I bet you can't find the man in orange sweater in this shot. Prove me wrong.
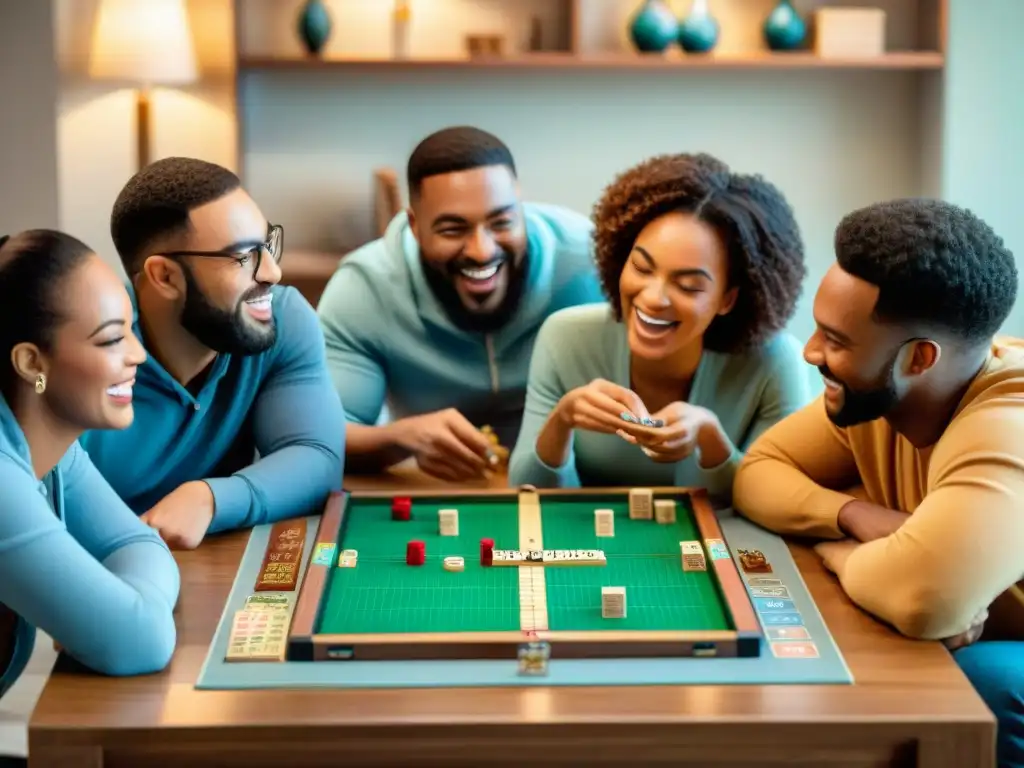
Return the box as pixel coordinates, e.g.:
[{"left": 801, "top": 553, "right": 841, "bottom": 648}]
[{"left": 733, "top": 198, "right": 1024, "bottom": 768}]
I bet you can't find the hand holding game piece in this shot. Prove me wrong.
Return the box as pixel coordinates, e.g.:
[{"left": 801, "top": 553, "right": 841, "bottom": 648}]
[
  {"left": 479, "top": 425, "right": 510, "bottom": 470},
  {"left": 617, "top": 402, "right": 718, "bottom": 463},
  {"left": 140, "top": 480, "right": 216, "bottom": 550},
  {"left": 393, "top": 408, "right": 493, "bottom": 481},
  {"left": 556, "top": 378, "right": 655, "bottom": 437}
]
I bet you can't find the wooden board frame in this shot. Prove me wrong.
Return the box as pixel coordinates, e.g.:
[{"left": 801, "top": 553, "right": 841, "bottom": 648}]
[{"left": 287, "top": 486, "right": 762, "bottom": 661}]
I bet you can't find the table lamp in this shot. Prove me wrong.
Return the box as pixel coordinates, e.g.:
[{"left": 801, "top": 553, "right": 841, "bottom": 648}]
[{"left": 88, "top": 0, "right": 198, "bottom": 171}]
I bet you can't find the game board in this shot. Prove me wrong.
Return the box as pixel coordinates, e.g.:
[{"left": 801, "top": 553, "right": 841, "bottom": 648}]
[{"left": 197, "top": 486, "right": 852, "bottom": 689}]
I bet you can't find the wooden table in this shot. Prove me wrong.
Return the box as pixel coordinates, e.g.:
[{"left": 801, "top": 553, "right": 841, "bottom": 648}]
[{"left": 28, "top": 470, "right": 996, "bottom": 767}]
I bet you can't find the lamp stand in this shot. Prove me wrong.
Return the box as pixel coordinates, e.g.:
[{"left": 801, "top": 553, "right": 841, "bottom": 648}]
[{"left": 135, "top": 88, "right": 151, "bottom": 171}]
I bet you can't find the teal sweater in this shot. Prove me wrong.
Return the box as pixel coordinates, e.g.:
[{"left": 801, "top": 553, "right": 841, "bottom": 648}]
[
  {"left": 0, "top": 395, "right": 179, "bottom": 699},
  {"left": 80, "top": 285, "right": 345, "bottom": 531},
  {"left": 507, "top": 304, "right": 811, "bottom": 502},
  {"left": 316, "top": 203, "right": 605, "bottom": 447}
]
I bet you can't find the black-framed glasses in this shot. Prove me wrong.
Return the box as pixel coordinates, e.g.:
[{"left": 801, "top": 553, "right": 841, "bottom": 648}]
[{"left": 159, "top": 224, "right": 284, "bottom": 276}]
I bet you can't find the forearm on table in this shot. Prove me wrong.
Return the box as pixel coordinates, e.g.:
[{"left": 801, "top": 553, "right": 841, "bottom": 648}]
[
  {"left": 207, "top": 441, "right": 342, "bottom": 531},
  {"left": 344, "top": 421, "right": 414, "bottom": 473},
  {"left": 837, "top": 499, "right": 911, "bottom": 542},
  {"left": 733, "top": 457, "right": 851, "bottom": 538},
  {"left": 837, "top": 485, "right": 1024, "bottom": 639}
]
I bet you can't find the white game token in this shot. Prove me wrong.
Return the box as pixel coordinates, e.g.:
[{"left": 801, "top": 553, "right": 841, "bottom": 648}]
[{"left": 443, "top": 556, "right": 465, "bottom": 572}]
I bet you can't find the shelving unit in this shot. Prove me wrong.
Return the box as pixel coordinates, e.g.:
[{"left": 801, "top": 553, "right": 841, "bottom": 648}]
[
  {"left": 239, "top": 50, "right": 944, "bottom": 71},
  {"left": 234, "top": 0, "right": 946, "bottom": 73},
  {"left": 231, "top": 0, "right": 950, "bottom": 310}
]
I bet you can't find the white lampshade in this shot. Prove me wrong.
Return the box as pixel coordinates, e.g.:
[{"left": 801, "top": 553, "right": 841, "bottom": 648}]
[{"left": 89, "top": 0, "right": 198, "bottom": 85}]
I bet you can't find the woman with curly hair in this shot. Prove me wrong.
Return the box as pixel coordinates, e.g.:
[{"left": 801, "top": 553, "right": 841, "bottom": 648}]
[{"left": 507, "top": 153, "right": 811, "bottom": 500}]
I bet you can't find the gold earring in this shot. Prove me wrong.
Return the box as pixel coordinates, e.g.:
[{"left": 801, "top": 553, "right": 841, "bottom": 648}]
[{"left": 34, "top": 374, "right": 46, "bottom": 394}]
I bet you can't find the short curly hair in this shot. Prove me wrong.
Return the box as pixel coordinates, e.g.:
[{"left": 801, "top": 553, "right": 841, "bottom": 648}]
[
  {"left": 111, "top": 156, "right": 241, "bottom": 277},
  {"left": 592, "top": 153, "right": 806, "bottom": 353},
  {"left": 835, "top": 198, "right": 1017, "bottom": 345}
]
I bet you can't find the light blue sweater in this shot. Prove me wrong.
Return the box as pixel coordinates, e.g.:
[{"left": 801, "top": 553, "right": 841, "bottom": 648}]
[
  {"left": 316, "top": 203, "right": 605, "bottom": 447},
  {"left": 80, "top": 284, "right": 345, "bottom": 531},
  {"left": 0, "top": 395, "right": 179, "bottom": 699},
  {"left": 507, "top": 304, "right": 812, "bottom": 502}
]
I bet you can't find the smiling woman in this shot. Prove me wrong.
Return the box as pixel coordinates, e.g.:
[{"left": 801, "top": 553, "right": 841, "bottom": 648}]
[
  {"left": 507, "top": 153, "right": 811, "bottom": 501},
  {"left": 0, "top": 229, "right": 179, "bottom": 703}
]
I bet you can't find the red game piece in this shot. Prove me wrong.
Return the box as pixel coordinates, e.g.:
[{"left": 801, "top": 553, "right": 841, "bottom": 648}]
[
  {"left": 480, "top": 537, "right": 494, "bottom": 566},
  {"left": 391, "top": 496, "right": 411, "bottom": 521},
  {"left": 406, "top": 540, "right": 426, "bottom": 566}
]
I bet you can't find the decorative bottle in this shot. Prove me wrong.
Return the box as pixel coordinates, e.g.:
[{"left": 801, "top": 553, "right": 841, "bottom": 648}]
[
  {"left": 297, "top": 0, "right": 332, "bottom": 56},
  {"left": 678, "top": 0, "right": 719, "bottom": 53},
  {"left": 629, "top": 0, "right": 680, "bottom": 54},
  {"left": 764, "top": 0, "right": 806, "bottom": 51}
]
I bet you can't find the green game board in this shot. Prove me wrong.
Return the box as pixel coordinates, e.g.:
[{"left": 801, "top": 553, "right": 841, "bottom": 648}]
[
  {"left": 539, "top": 495, "right": 730, "bottom": 632},
  {"left": 318, "top": 492, "right": 731, "bottom": 636},
  {"left": 321, "top": 496, "right": 522, "bottom": 634}
]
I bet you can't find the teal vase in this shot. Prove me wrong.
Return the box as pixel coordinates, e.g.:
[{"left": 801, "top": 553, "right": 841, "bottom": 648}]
[
  {"left": 629, "top": 0, "right": 679, "bottom": 54},
  {"left": 764, "top": 0, "right": 806, "bottom": 51},
  {"left": 297, "top": 0, "right": 332, "bottom": 56},
  {"left": 678, "top": 0, "right": 719, "bottom": 53}
]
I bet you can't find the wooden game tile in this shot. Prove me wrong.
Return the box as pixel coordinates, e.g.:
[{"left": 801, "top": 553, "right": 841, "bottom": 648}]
[
  {"left": 254, "top": 520, "right": 306, "bottom": 592},
  {"left": 680, "top": 541, "right": 707, "bottom": 572}
]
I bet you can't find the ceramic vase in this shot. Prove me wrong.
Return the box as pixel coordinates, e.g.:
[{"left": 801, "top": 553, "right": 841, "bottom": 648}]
[
  {"left": 629, "top": 0, "right": 679, "bottom": 54},
  {"left": 763, "top": 0, "right": 806, "bottom": 51},
  {"left": 678, "top": 0, "right": 719, "bottom": 53},
  {"left": 297, "top": 0, "right": 332, "bottom": 56}
]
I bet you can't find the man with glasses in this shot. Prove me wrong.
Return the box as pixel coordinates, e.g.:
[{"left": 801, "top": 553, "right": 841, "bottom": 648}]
[{"left": 80, "top": 157, "right": 344, "bottom": 550}]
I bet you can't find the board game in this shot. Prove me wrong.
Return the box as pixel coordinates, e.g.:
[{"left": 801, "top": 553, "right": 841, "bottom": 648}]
[
  {"left": 197, "top": 486, "right": 853, "bottom": 689},
  {"left": 290, "top": 485, "right": 758, "bottom": 661}
]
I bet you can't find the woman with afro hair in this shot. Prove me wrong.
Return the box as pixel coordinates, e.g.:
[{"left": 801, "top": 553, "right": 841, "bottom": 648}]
[{"left": 507, "top": 153, "right": 811, "bottom": 501}]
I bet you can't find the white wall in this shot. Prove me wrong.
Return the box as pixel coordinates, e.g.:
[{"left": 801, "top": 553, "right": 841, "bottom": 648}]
[
  {"left": 0, "top": 0, "right": 59, "bottom": 234},
  {"left": 243, "top": 66, "right": 926, "bottom": 351},
  {"left": 941, "top": 0, "right": 1023, "bottom": 335}
]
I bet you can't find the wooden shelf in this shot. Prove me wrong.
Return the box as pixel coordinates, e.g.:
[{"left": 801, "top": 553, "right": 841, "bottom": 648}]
[{"left": 239, "top": 51, "right": 944, "bottom": 72}]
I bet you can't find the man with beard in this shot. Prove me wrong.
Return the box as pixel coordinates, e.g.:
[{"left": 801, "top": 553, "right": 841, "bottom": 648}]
[
  {"left": 732, "top": 198, "right": 1024, "bottom": 768},
  {"left": 79, "top": 157, "right": 344, "bottom": 550},
  {"left": 317, "top": 126, "right": 603, "bottom": 481}
]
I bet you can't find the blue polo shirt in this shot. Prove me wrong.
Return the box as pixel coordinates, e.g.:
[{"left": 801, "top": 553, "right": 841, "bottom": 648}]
[{"left": 80, "top": 284, "right": 345, "bottom": 532}]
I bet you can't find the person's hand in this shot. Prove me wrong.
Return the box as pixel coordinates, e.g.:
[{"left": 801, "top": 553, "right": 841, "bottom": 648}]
[
  {"left": 140, "top": 480, "right": 216, "bottom": 550},
  {"left": 837, "top": 500, "right": 912, "bottom": 543},
  {"left": 813, "top": 539, "right": 860, "bottom": 576},
  {"left": 616, "top": 402, "right": 717, "bottom": 463},
  {"left": 556, "top": 379, "right": 653, "bottom": 436},
  {"left": 394, "top": 408, "right": 494, "bottom": 482},
  {"left": 942, "top": 609, "right": 988, "bottom": 651}
]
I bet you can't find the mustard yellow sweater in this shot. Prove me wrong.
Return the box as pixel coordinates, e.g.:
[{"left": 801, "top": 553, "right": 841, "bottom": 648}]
[{"left": 733, "top": 339, "right": 1024, "bottom": 640}]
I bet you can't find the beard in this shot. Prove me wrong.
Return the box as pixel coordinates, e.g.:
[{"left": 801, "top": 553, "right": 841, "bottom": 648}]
[
  {"left": 420, "top": 246, "right": 529, "bottom": 334},
  {"left": 820, "top": 356, "right": 899, "bottom": 428},
  {"left": 180, "top": 265, "right": 277, "bottom": 356}
]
